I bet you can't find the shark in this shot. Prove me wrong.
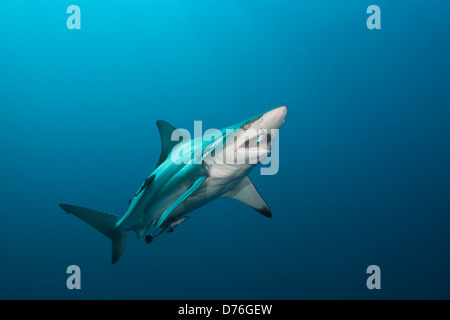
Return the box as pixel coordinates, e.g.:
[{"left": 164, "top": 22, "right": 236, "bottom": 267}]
[{"left": 60, "top": 106, "right": 287, "bottom": 263}]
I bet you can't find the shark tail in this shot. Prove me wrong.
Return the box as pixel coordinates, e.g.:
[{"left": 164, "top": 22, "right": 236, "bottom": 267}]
[{"left": 59, "top": 204, "right": 127, "bottom": 264}]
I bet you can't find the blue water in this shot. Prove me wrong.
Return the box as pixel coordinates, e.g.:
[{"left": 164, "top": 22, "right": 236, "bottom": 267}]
[{"left": 1, "top": 1, "right": 450, "bottom": 299}]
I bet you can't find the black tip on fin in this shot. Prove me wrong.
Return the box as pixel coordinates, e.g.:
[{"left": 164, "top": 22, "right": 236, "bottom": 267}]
[
  {"left": 145, "top": 235, "right": 154, "bottom": 244},
  {"left": 262, "top": 208, "right": 272, "bottom": 218},
  {"left": 253, "top": 205, "right": 272, "bottom": 218},
  {"left": 255, "top": 204, "right": 272, "bottom": 218},
  {"left": 59, "top": 203, "right": 71, "bottom": 214}
]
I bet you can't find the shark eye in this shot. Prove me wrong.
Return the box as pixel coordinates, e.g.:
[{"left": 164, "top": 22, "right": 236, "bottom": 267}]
[{"left": 244, "top": 124, "right": 250, "bottom": 130}]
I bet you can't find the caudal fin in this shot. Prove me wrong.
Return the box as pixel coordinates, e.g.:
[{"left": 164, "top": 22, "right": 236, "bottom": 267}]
[{"left": 59, "top": 204, "right": 127, "bottom": 264}]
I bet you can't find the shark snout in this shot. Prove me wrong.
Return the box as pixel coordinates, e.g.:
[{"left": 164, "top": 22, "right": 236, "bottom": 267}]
[{"left": 260, "top": 106, "right": 287, "bottom": 130}]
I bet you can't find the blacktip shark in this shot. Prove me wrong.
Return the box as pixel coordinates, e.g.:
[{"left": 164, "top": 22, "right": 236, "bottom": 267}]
[{"left": 60, "top": 106, "right": 287, "bottom": 263}]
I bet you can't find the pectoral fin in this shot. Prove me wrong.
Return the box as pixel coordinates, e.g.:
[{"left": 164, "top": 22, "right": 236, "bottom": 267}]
[
  {"left": 153, "top": 176, "right": 207, "bottom": 232},
  {"left": 222, "top": 176, "right": 271, "bottom": 218}
]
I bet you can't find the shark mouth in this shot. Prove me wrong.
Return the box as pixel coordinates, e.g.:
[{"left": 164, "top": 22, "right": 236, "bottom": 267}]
[
  {"left": 234, "top": 130, "right": 274, "bottom": 163},
  {"left": 240, "top": 131, "right": 273, "bottom": 151}
]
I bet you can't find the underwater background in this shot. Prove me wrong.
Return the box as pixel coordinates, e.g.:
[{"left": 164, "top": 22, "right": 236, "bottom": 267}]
[{"left": 1, "top": 1, "right": 450, "bottom": 299}]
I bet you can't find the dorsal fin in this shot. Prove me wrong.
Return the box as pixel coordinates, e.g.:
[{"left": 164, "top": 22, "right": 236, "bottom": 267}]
[
  {"left": 221, "top": 176, "right": 271, "bottom": 218},
  {"left": 156, "top": 120, "right": 188, "bottom": 167}
]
